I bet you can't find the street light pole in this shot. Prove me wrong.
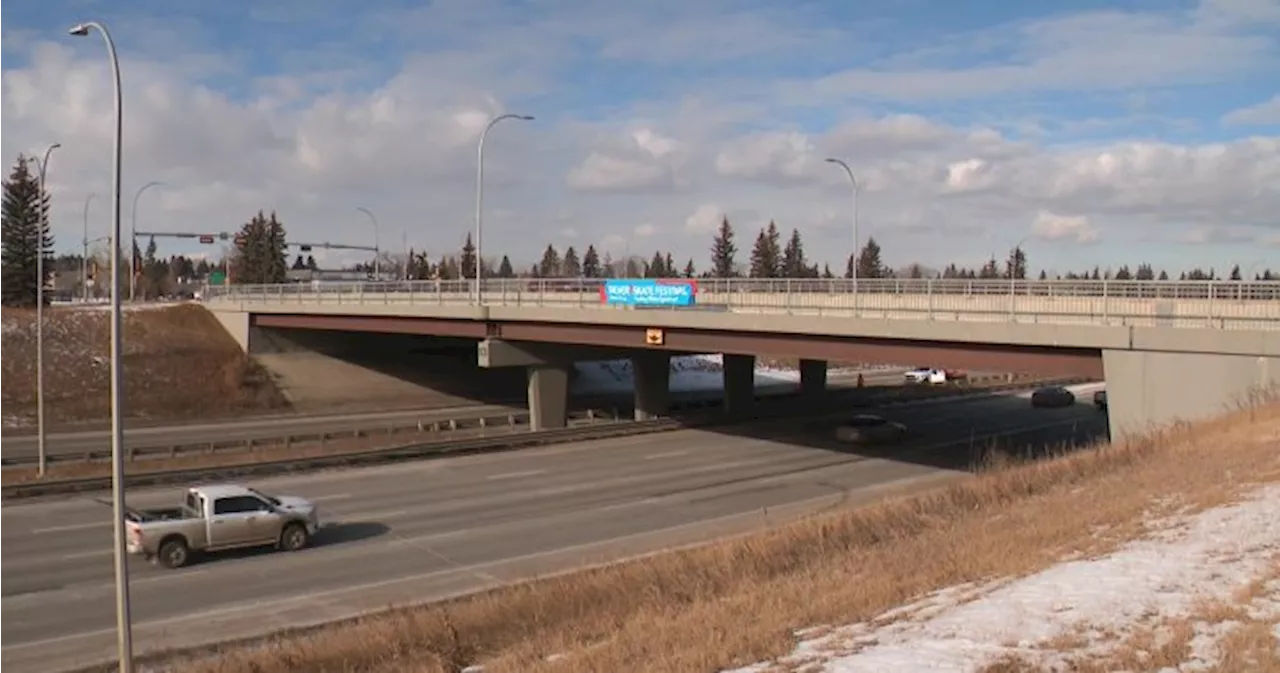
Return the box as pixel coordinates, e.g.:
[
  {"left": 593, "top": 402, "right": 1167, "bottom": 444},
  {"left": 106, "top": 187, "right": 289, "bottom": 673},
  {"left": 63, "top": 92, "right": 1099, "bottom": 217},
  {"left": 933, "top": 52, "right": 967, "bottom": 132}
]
[
  {"left": 129, "top": 180, "right": 163, "bottom": 302},
  {"left": 69, "top": 20, "right": 134, "bottom": 673},
  {"left": 824, "top": 158, "right": 859, "bottom": 305},
  {"left": 31, "top": 143, "right": 61, "bottom": 479},
  {"left": 474, "top": 113, "right": 533, "bottom": 304},
  {"left": 355, "top": 206, "right": 380, "bottom": 279},
  {"left": 83, "top": 193, "right": 96, "bottom": 302}
]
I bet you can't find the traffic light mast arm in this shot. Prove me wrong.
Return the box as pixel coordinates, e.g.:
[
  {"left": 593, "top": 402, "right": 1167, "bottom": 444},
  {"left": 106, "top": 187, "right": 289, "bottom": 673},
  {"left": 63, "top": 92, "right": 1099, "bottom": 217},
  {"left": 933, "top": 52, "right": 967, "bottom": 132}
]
[{"left": 288, "top": 241, "right": 379, "bottom": 253}]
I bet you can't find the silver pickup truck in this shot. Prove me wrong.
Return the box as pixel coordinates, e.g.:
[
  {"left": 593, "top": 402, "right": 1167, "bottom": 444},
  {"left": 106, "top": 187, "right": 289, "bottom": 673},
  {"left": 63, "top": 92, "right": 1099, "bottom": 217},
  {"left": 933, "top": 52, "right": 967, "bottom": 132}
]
[{"left": 125, "top": 483, "right": 320, "bottom": 568}]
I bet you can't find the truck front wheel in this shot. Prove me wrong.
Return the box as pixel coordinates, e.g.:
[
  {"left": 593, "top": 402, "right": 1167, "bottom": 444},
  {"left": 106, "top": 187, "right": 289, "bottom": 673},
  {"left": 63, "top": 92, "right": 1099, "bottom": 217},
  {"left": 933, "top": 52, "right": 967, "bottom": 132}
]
[
  {"left": 279, "top": 522, "right": 310, "bottom": 552},
  {"left": 158, "top": 537, "right": 190, "bottom": 569}
]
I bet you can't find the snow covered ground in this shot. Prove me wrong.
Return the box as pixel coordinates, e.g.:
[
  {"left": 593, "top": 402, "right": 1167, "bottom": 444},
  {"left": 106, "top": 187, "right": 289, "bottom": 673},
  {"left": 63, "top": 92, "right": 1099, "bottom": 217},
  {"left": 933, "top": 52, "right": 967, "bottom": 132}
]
[
  {"left": 569, "top": 355, "right": 896, "bottom": 397},
  {"left": 725, "top": 483, "right": 1280, "bottom": 673}
]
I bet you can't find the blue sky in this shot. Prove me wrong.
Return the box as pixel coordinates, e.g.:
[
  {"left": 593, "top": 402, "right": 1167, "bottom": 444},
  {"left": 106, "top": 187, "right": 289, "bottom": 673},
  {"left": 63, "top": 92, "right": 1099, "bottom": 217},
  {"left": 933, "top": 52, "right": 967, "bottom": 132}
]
[{"left": 2, "top": 0, "right": 1278, "bottom": 275}]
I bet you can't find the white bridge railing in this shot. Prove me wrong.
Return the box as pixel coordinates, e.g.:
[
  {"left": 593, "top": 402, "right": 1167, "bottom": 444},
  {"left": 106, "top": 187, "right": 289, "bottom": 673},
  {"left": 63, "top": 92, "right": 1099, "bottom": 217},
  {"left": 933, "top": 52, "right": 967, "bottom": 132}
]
[{"left": 203, "top": 278, "right": 1280, "bottom": 330}]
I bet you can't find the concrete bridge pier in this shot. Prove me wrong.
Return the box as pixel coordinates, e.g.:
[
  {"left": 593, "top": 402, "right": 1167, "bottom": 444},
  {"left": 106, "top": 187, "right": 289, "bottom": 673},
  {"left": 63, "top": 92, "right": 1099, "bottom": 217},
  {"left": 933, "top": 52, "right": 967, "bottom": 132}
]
[
  {"left": 1103, "top": 350, "right": 1280, "bottom": 442},
  {"left": 632, "top": 352, "right": 671, "bottom": 421},
  {"left": 799, "top": 358, "right": 827, "bottom": 399},
  {"left": 526, "top": 365, "right": 570, "bottom": 431},
  {"left": 724, "top": 354, "right": 756, "bottom": 415}
]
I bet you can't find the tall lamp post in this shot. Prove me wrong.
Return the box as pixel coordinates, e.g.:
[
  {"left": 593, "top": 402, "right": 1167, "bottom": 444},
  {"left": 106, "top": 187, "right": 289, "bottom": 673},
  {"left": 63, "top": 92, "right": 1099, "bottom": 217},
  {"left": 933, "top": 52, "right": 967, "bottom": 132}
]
[
  {"left": 83, "top": 192, "right": 96, "bottom": 302},
  {"left": 474, "top": 113, "right": 533, "bottom": 304},
  {"left": 69, "top": 20, "right": 133, "bottom": 673},
  {"left": 355, "top": 206, "right": 381, "bottom": 279},
  {"left": 129, "top": 180, "right": 163, "bottom": 301},
  {"left": 34, "top": 142, "right": 61, "bottom": 481},
  {"left": 824, "top": 157, "right": 860, "bottom": 304}
]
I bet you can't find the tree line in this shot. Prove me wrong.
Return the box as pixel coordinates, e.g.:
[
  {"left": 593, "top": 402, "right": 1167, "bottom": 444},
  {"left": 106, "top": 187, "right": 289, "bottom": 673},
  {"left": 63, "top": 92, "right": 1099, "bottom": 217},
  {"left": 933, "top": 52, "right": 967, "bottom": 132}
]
[{"left": 3, "top": 151, "right": 1275, "bottom": 308}]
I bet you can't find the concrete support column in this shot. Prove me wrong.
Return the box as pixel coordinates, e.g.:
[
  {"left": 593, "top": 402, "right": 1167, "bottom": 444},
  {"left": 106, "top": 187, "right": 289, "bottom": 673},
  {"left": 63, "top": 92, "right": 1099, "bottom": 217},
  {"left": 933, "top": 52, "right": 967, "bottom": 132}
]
[
  {"left": 527, "top": 365, "right": 569, "bottom": 431},
  {"left": 1102, "top": 349, "right": 1279, "bottom": 442},
  {"left": 632, "top": 352, "right": 671, "bottom": 420},
  {"left": 799, "top": 358, "right": 827, "bottom": 399},
  {"left": 723, "top": 353, "right": 756, "bottom": 415}
]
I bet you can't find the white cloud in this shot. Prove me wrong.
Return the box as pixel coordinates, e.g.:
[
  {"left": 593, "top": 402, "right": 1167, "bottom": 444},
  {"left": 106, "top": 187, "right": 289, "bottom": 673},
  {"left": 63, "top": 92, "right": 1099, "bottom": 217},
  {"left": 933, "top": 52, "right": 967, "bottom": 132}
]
[
  {"left": 684, "top": 203, "right": 726, "bottom": 233},
  {"left": 1032, "top": 211, "right": 1101, "bottom": 244},
  {"left": 1223, "top": 94, "right": 1280, "bottom": 126}
]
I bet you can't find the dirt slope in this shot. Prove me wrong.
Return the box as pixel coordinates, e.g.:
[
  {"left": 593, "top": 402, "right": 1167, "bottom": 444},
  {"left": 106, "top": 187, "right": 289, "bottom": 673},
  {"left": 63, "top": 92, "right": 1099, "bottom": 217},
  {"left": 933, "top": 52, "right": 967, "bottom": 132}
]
[{"left": 2, "top": 303, "right": 289, "bottom": 430}]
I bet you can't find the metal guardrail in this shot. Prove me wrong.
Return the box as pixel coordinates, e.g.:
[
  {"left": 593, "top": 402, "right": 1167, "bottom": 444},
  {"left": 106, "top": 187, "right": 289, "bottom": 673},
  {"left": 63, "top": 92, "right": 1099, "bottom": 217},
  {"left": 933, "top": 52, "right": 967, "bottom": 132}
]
[
  {"left": 203, "top": 278, "right": 1280, "bottom": 330},
  {"left": 1, "top": 374, "right": 1016, "bottom": 469},
  {"left": 0, "top": 376, "right": 1076, "bottom": 499}
]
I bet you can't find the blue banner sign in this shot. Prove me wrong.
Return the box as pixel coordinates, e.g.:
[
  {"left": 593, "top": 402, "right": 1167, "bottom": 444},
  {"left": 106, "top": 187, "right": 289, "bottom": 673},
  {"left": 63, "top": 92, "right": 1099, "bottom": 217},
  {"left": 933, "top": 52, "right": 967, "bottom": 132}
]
[{"left": 600, "top": 279, "right": 697, "bottom": 307}]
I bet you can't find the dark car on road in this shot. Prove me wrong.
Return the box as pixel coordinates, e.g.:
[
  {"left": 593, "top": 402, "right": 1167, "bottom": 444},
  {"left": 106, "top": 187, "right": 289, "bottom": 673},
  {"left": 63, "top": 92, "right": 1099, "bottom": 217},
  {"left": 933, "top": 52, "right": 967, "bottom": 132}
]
[
  {"left": 1093, "top": 389, "right": 1107, "bottom": 411},
  {"left": 1030, "top": 385, "right": 1076, "bottom": 408}
]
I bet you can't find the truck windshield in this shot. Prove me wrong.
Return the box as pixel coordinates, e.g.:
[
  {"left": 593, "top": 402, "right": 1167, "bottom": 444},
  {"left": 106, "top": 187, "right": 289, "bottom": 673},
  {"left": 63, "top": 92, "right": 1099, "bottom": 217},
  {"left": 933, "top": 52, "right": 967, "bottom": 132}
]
[{"left": 247, "top": 487, "right": 281, "bottom": 506}]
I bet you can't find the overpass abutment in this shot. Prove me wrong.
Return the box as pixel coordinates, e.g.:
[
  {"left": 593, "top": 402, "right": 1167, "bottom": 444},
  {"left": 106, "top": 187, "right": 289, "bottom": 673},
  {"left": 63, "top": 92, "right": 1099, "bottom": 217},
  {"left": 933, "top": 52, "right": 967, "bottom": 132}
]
[
  {"left": 799, "top": 358, "right": 828, "bottom": 399},
  {"left": 527, "top": 365, "right": 570, "bottom": 431},
  {"left": 724, "top": 354, "right": 756, "bottom": 414},
  {"left": 1102, "top": 349, "right": 1280, "bottom": 442},
  {"left": 632, "top": 352, "right": 671, "bottom": 420}
]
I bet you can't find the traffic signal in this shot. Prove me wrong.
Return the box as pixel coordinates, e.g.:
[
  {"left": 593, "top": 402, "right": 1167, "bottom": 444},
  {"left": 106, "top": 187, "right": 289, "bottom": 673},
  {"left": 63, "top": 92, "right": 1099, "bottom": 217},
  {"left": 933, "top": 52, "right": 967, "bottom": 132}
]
[{"left": 198, "top": 235, "right": 215, "bottom": 244}]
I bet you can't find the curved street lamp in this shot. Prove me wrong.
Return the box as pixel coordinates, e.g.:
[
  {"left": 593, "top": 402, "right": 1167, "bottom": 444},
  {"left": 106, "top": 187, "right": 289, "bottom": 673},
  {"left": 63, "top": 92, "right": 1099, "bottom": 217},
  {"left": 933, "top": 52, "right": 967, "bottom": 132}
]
[
  {"left": 824, "top": 157, "right": 860, "bottom": 300},
  {"left": 69, "top": 19, "right": 134, "bottom": 673},
  {"left": 474, "top": 113, "right": 534, "bottom": 303}
]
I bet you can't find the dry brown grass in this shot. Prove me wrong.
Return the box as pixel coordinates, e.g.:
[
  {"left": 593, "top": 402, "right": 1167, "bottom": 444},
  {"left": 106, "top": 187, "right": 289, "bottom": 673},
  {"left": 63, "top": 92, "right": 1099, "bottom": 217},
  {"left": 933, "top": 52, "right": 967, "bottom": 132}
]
[
  {"left": 0, "top": 424, "right": 530, "bottom": 486},
  {"left": 135, "top": 396, "right": 1280, "bottom": 673},
  {"left": 1, "top": 303, "right": 288, "bottom": 429}
]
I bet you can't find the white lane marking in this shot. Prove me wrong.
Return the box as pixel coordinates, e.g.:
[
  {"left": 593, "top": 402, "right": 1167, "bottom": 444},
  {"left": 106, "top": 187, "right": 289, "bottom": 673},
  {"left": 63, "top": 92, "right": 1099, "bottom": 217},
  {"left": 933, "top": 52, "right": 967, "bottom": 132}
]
[
  {"left": 31, "top": 522, "right": 106, "bottom": 535},
  {"left": 335, "top": 509, "right": 408, "bottom": 522},
  {"left": 486, "top": 469, "right": 547, "bottom": 481},
  {"left": 59, "top": 549, "right": 113, "bottom": 561},
  {"left": 645, "top": 450, "right": 688, "bottom": 460},
  {"left": 313, "top": 493, "right": 353, "bottom": 502}
]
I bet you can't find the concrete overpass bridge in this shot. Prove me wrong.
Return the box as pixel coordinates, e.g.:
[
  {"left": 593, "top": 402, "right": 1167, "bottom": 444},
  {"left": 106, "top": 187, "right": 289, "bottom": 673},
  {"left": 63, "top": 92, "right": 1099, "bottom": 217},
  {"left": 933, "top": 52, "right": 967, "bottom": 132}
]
[{"left": 203, "top": 278, "right": 1280, "bottom": 442}]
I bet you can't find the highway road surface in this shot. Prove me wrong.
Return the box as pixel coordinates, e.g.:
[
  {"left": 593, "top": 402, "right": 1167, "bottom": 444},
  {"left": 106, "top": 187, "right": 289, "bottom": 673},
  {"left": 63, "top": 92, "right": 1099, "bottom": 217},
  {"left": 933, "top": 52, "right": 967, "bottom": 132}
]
[
  {"left": 1, "top": 367, "right": 908, "bottom": 462},
  {"left": 0, "top": 386, "right": 1106, "bottom": 673}
]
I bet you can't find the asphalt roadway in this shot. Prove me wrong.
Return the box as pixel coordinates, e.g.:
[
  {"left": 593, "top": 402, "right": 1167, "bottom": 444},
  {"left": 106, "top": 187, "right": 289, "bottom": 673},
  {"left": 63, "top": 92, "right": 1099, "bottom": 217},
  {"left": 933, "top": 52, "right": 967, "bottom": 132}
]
[
  {"left": 0, "top": 384, "right": 1106, "bottom": 673},
  {"left": 1, "top": 367, "right": 907, "bottom": 462}
]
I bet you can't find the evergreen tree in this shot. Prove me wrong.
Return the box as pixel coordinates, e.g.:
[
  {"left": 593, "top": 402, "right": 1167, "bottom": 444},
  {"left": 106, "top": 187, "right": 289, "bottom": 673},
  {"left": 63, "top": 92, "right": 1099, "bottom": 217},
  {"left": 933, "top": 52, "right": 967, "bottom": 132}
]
[
  {"left": 581, "top": 245, "right": 601, "bottom": 278},
  {"left": 0, "top": 156, "right": 53, "bottom": 307},
  {"left": 682, "top": 258, "right": 696, "bottom": 278},
  {"left": 538, "top": 244, "right": 561, "bottom": 277},
  {"left": 781, "top": 228, "right": 808, "bottom": 278},
  {"left": 292, "top": 254, "right": 306, "bottom": 270},
  {"left": 497, "top": 255, "right": 514, "bottom": 278},
  {"left": 749, "top": 221, "right": 782, "bottom": 278},
  {"left": 459, "top": 233, "right": 478, "bottom": 279},
  {"left": 979, "top": 256, "right": 1001, "bottom": 279},
  {"left": 855, "top": 237, "right": 885, "bottom": 279},
  {"left": 624, "top": 256, "right": 642, "bottom": 277},
  {"left": 1005, "top": 245, "right": 1028, "bottom": 280},
  {"left": 663, "top": 252, "right": 676, "bottom": 278},
  {"left": 306, "top": 255, "right": 319, "bottom": 271},
  {"left": 1038, "top": 270, "right": 1048, "bottom": 280},
  {"left": 1230, "top": 264, "right": 1242, "bottom": 281},
  {"left": 1135, "top": 263, "right": 1155, "bottom": 281},
  {"left": 905, "top": 263, "right": 925, "bottom": 279},
  {"left": 1158, "top": 269, "right": 1169, "bottom": 281},
  {"left": 1114, "top": 265, "right": 1133, "bottom": 281},
  {"left": 561, "top": 245, "right": 581, "bottom": 277},
  {"left": 230, "top": 210, "right": 288, "bottom": 284},
  {"left": 709, "top": 216, "right": 737, "bottom": 277},
  {"left": 646, "top": 251, "right": 665, "bottom": 278},
  {"left": 0, "top": 154, "right": 52, "bottom": 307}
]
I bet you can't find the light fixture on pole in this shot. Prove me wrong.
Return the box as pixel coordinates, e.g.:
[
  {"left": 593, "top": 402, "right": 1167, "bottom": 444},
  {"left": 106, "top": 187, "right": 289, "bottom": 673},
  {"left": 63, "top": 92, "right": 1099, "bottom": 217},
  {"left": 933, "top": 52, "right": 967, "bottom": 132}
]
[
  {"left": 356, "top": 206, "right": 381, "bottom": 279},
  {"left": 129, "top": 180, "right": 163, "bottom": 302},
  {"left": 69, "top": 19, "right": 134, "bottom": 673},
  {"left": 34, "top": 142, "right": 60, "bottom": 481},
  {"left": 824, "top": 157, "right": 860, "bottom": 306},
  {"left": 474, "top": 113, "right": 533, "bottom": 304}
]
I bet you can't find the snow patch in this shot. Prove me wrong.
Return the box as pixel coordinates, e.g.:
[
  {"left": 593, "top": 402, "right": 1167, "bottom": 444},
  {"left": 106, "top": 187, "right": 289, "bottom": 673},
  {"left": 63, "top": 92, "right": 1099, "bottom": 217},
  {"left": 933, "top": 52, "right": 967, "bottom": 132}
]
[{"left": 724, "top": 484, "right": 1280, "bottom": 673}]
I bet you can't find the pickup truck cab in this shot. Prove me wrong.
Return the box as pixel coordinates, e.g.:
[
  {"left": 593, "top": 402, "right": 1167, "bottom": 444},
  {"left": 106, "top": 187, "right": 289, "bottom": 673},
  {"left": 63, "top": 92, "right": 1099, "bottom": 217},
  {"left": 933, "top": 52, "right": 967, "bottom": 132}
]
[{"left": 126, "top": 484, "right": 320, "bottom": 569}]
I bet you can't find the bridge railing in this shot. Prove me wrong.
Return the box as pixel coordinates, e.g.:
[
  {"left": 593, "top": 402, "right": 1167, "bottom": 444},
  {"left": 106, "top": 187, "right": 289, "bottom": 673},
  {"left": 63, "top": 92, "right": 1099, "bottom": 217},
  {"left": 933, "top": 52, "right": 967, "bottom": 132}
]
[{"left": 202, "top": 278, "right": 1280, "bottom": 330}]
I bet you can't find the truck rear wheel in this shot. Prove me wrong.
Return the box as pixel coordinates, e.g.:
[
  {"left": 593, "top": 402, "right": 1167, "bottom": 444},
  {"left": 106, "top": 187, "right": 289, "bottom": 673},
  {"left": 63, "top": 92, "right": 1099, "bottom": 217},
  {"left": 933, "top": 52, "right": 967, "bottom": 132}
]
[
  {"left": 158, "top": 537, "right": 190, "bottom": 569},
  {"left": 279, "top": 522, "right": 310, "bottom": 552}
]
